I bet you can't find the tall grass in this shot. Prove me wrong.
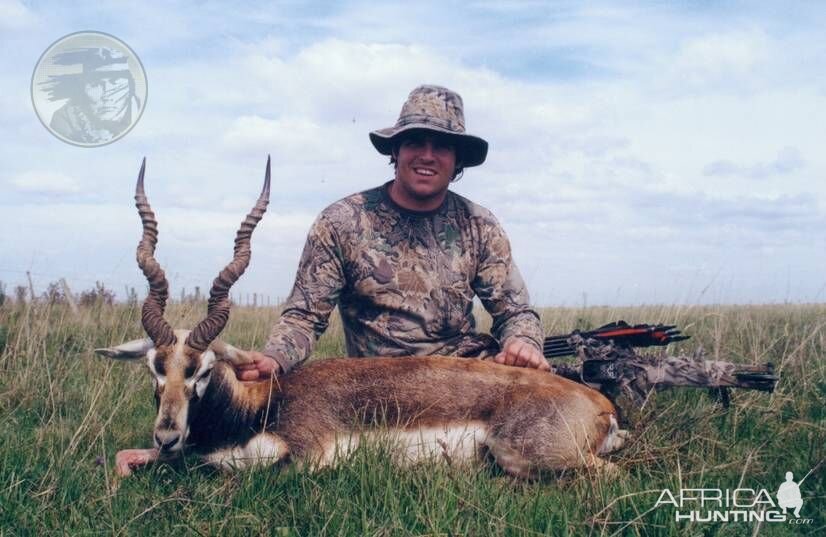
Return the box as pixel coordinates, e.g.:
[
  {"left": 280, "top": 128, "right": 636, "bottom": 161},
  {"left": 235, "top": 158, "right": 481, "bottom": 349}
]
[{"left": 0, "top": 301, "right": 823, "bottom": 535}]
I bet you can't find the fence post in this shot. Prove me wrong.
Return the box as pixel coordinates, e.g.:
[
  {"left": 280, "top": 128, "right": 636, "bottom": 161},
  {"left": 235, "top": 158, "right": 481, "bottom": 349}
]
[
  {"left": 26, "top": 271, "right": 36, "bottom": 302},
  {"left": 60, "top": 278, "right": 79, "bottom": 314}
]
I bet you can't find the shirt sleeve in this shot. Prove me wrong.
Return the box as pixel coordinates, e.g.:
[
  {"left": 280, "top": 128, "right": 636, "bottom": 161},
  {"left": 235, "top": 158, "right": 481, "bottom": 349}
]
[
  {"left": 471, "top": 214, "right": 544, "bottom": 352},
  {"left": 263, "top": 211, "right": 345, "bottom": 373}
]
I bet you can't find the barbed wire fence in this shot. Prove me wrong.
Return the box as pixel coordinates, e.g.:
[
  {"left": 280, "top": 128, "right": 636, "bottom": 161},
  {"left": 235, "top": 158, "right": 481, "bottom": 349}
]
[{"left": 0, "top": 267, "right": 281, "bottom": 308}]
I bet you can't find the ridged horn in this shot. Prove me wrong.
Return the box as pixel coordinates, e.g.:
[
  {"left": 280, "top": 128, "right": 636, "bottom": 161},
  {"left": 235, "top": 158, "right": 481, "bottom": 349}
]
[
  {"left": 186, "top": 156, "right": 271, "bottom": 351},
  {"left": 135, "top": 157, "right": 176, "bottom": 347}
]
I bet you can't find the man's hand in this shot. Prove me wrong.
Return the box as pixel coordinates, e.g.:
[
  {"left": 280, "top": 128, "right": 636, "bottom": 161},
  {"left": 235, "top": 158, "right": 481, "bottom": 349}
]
[
  {"left": 494, "top": 339, "right": 551, "bottom": 371},
  {"left": 234, "top": 351, "right": 282, "bottom": 381}
]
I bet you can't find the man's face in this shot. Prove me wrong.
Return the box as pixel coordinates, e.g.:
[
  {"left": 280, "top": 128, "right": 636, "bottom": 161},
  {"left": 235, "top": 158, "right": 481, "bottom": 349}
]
[
  {"left": 83, "top": 75, "right": 130, "bottom": 121},
  {"left": 393, "top": 131, "right": 458, "bottom": 205}
]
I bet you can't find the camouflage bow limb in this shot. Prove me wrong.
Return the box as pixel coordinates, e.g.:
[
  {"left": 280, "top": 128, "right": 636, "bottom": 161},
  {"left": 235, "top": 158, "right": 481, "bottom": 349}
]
[{"left": 550, "top": 335, "right": 778, "bottom": 408}]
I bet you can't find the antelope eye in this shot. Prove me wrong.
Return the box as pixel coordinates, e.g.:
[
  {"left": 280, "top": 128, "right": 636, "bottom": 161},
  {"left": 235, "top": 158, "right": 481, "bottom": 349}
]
[{"left": 184, "top": 364, "right": 196, "bottom": 379}]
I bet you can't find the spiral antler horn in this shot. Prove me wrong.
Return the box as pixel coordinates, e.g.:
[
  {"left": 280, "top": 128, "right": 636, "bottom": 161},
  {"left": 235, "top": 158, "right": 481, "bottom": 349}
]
[
  {"left": 186, "top": 156, "right": 271, "bottom": 351},
  {"left": 135, "top": 158, "right": 176, "bottom": 347}
]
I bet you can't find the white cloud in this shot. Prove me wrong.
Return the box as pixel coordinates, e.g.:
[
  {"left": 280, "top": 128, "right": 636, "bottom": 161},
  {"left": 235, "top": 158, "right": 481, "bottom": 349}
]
[
  {"left": 222, "top": 115, "right": 346, "bottom": 162},
  {"left": 0, "top": 0, "right": 35, "bottom": 29},
  {"left": 8, "top": 170, "right": 80, "bottom": 194},
  {"left": 704, "top": 147, "right": 805, "bottom": 180},
  {"left": 672, "top": 29, "right": 771, "bottom": 86}
]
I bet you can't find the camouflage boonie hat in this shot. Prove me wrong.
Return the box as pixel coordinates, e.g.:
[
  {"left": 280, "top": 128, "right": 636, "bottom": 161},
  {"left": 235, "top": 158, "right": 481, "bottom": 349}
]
[{"left": 370, "top": 85, "right": 489, "bottom": 167}]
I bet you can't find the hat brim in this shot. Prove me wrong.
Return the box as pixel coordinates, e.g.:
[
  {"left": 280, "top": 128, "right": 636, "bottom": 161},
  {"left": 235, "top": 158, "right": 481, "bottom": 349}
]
[{"left": 370, "top": 123, "right": 488, "bottom": 167}]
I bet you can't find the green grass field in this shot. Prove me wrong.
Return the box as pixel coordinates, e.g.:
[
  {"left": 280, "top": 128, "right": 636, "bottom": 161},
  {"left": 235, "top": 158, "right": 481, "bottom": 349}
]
[{"left": 0, "top": 301, "right": 823, "bottom": 536}]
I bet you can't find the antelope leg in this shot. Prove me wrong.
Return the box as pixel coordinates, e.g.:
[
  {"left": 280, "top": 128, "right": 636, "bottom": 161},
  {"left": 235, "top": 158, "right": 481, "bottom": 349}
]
[
  {"left": 115, "top": 448, "right": 161, "bottom": 477},
  {"left": 203, "top": 433, "right": 288, "bottom": 471}
]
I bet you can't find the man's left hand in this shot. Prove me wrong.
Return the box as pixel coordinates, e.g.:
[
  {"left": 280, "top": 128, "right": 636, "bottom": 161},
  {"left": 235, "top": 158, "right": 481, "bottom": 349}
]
[
  {"left": 234, "top": 351, "right": 282, "bottom": 381},
  {"left": 494, "top": 339, "right": 551, "bottom": 371}
]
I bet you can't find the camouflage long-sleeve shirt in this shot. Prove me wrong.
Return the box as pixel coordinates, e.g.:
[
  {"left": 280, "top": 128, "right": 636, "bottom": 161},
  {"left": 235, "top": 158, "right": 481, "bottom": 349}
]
[{"left": 263, "top": 183, "right": 543, "bottom": 373}]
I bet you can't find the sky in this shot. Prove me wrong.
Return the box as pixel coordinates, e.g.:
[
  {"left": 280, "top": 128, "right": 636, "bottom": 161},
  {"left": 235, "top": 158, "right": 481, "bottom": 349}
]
[{"left": 1, "top": 0, "right": 825, "bottom": 307}]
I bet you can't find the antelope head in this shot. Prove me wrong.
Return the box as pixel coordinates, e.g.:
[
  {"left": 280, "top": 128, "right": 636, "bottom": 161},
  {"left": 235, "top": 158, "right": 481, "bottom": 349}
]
[{"left": 96, "top": 157, "right": 270, "bottom": 453}]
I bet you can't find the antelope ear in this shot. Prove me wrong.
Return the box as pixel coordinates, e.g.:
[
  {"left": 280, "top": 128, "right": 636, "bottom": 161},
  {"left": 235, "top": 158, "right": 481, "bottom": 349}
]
[
  {"left": 95, "top": 338, "right": 155, "bottom": 360},
  {"left": 209, "top": 339, "right": 254, "bottom": 366}
]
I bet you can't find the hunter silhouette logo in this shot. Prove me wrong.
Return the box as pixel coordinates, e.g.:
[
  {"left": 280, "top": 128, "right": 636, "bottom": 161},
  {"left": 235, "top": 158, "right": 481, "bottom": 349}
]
[
  {"left": 776, "top": 471, "right": 804, "bottom": 518},
  {"left": 31, "top": 31, "right": 147, "bottom": 147}
]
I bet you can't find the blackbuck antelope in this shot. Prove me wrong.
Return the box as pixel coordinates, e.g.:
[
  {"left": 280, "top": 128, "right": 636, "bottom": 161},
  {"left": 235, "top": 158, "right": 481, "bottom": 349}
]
[{"left": 97, "top": 158, "right": 628, "bottom": 478}]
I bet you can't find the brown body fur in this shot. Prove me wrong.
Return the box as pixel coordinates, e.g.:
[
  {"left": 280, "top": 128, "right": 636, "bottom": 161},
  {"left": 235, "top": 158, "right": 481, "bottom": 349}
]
[{"left": 185, "top": 355, "right": 622, "bottom": 476}]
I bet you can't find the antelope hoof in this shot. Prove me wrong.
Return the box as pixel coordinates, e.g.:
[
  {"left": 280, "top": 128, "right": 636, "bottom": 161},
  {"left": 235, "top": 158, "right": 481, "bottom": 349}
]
[
  {"left": 596, "top": 460, "right": 622, "bottom": 478},
  {"left": 614, "top": 428, "right": 630, "bottom": 449},
  {"left": 115, "top": 448, "right": 160, "bottom": 477}
]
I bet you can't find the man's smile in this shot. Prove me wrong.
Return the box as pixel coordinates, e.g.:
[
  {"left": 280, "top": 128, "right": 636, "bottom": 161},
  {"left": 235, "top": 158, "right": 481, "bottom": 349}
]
[{"left": 413, "top": 167, "right": 437, "bottom": 177}]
